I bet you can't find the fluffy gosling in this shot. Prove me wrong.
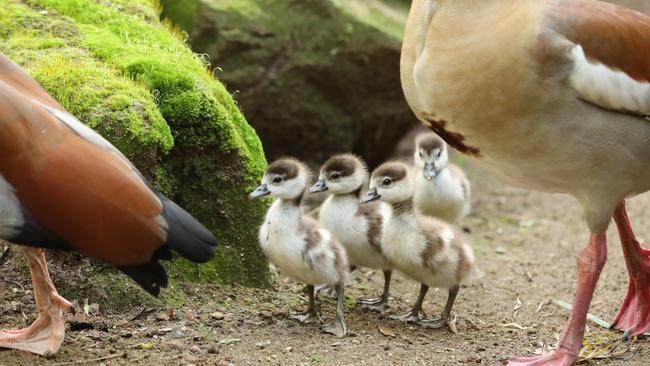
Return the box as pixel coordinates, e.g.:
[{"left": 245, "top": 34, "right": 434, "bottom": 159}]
[
  {"left": 413, "top": 133, "right": 471, "bottom": 222},
  {"left": 250, "top": 158, "right": 348, "bottom": 337},
  {"left": 363, "top": 161, "right": 476, "bottom": 328},
  {"left": 309, "top": 154, "right": 393, "bottom": 311}
]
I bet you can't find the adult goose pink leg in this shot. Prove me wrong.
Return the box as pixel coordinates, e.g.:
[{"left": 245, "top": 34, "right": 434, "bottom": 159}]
[
  {"left": 611, "top": 202, "right": 650, "bottom": 338},
  {"left": 0, "top": 248, "right": 72, "bottom": 356},
  {"left": 509, "top": 233, "right": 607, "bottom": 366}
]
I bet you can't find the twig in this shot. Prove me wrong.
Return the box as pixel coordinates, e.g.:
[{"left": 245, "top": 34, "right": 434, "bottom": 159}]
[
  {"left": 79, "top": 341, "right": 100, "bottom": 351},
  {"left": 129, "top": 307, "right": 156, "bottom": 321},
  {"left": 45, "top": 353, "right": 125, "bottom": 366},
  {"left": 0, "top": 277, "right": 25, "bottom": 291},
  {"left": 554, "top": 300, "right": 609, "bottom": 328},
  {"left": 554, "top": 299, "right": 650, "bottom": 336},
  {"left": 128, "top": 355, "right": 147, "bottom": 363}
]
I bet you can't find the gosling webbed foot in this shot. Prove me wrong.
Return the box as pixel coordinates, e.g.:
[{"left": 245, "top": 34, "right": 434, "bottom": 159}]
[
  {"left": 289, "top": 308, "right": 322, "bottom": 324},
  {"left": 321, "top": 316, "right": 347, "bottom": 338},
  {"left": 357, "top": 297, "right": 388, "bottom": 312},
  {"left": 417, "top": 316, "right": 448, "bottom": 329},
  {"left": 388, "top": 308, "right": 421, "bottom": 323}
]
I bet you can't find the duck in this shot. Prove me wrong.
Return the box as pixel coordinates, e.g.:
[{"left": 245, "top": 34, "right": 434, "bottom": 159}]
[
  {"left": 250, "top": 158, "right": 348, "bottom": 337},
  {"left": 362, "top": 161, "right": 476, "bottom": 329},
  {"left": 0, "top": 54, "right": 217, "bottom": 356},
  {"left": 402, "top": 0, "right": 650, "bottom": 363},
  {"left": 309, "top": 154, "right": 393, "bottom": 311},
  {"left": 413, "top": 133, "right": 471, "bottom": 223}
]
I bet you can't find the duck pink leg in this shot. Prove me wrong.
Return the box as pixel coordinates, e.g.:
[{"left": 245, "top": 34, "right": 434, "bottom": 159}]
[
  {"left": 509, "top": 232, "right": 607, "bottom": 366},
  {"left": 610, "top": 202, "right": 650, "bottom": 338},
  {"left": 0, "top": 248, "right": 72, "bottom": 356}
]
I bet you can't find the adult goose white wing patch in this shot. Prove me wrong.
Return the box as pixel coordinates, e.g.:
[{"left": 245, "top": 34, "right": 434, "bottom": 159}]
[
  {"left": 569, "top": 45, "right": 650, "bottom": 116},
  {"left": 546, "top": 0, "right": 650, "bottom": 117}
]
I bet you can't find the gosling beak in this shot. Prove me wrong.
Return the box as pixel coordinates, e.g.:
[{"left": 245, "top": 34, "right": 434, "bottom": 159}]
[
  {"left": 361, "top": 187, "right": 380, "bottom": 203},
  {"left": 423, "top": 163, "right": 438, "bottom": 180},
  {"left": 308, "top": 180, "right": 328, "bottom": 193},
  {"left": 249, "top": 183, "right": 270, "bottom": 199}
]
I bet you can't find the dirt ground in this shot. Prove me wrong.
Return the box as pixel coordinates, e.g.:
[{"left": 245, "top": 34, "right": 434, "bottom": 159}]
[{"left": 1, "top": 164, "right": 649, "bottom": 366}]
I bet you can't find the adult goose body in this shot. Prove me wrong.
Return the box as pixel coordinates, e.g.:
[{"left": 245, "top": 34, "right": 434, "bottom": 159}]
[{"left": 402, "top": 0, "right": 650, "bottom": 365}]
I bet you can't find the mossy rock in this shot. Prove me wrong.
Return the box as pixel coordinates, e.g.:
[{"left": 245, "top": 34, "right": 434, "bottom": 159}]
[
  {"left": 0, "top": 0, "right": 269, "bottom": 311},
  {"left": 161, "top": 0, "right": 416, "bottom": 168}
]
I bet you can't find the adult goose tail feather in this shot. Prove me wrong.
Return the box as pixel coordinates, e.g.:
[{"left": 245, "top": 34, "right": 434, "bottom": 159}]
[
  {"left": 118, "top": 260, "right": 169, "bottom": 297},
  {"left": 118, "top": 195, "right": 217, "bottom": 297},
  {"left": 159, "top": 194, "right": 218, "bottom": 263}
]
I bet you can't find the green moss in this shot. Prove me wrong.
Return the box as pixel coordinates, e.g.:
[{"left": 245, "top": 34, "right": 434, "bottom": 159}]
[
  {"left": 28, "top": 0, "right": 265, "bottom": 176},
  {"left": 0, "top": 1, "right": 173, "bottom": 161}
]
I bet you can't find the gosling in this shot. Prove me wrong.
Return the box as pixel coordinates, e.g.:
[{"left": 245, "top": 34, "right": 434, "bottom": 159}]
[
  {"left": 250, "top": 158, "right": 348, "bottom": 337},
  {"left": 309, "top": 154, "right": 392, "bottom": 311},
  {"left": 363, "top": 161, "right": 476, "bottom": 329},
  {"left": 413, "top": 133, "right": 471, "bottom": 222}
]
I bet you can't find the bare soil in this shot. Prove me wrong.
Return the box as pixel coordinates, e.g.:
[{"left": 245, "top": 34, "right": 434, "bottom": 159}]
[{"left": 1, "top": 165, "right": 649, "bottom": 365}]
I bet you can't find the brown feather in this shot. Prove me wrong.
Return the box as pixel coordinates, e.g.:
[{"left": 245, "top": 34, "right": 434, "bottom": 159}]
[
  {"left": 0, "top": 63, "right": 165, "bottom": 266},
  {"left": 549, "top": 0, "right": 650, "bottom": 82}
]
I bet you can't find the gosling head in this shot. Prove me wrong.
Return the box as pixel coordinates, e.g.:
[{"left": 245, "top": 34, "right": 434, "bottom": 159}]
[
  {"left": 414, "top": 133, "right": 448, "bottom": 180},
  {"left": 363, "top": 161, "right": 413, "bottom": 205},
  {"left": 250, "top": 158, "right": 310, "bottom": 201},
  {"left": 309, "top": 154, "right": 368, "bottom": 195}
]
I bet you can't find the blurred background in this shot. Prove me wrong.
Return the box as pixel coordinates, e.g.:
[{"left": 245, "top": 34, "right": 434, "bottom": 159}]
[{"left": 160, "top": 0, "right": 418, "bottom": 169}]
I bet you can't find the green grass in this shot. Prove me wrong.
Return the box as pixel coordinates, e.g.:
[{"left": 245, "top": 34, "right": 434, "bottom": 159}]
[{"left": 26, "top": 0, "right": 265, "bottom": 176}]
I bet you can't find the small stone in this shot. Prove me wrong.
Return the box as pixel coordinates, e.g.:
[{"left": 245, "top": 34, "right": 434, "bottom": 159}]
[
  {"left": 219, "top": 338, "right": 241, "bottom": 345},
  {"left": 189, "top": 345, "right": 201, "bottom": 354},
  {"left": 272, "top": 309, "right": 286, "bottom": 318},
  {"left": 255, "top": 340, "right": 271, "bottom": 349},
  {"left": 285, "top": 346, "right": 293, "bottom": 353},
  {"left": 210, "top": 312, "right": 225, "bottom": 321}
]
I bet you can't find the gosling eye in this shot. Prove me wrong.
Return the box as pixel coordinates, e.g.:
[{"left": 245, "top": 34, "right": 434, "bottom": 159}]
[
  {"left": 330, "top": 173, "right": 341, "bottom": 180},
  {"left": 382, "top": 177, "right": 392, "bottom": 186},
  {"left": 272, "top": 176, "right": 283, "bottom": 184},
  {"left": 437, "top": 150, "right": 442, "bottom": 158},
  {"left": 419, "top": 152, "right": 423, "bottom": 158}
]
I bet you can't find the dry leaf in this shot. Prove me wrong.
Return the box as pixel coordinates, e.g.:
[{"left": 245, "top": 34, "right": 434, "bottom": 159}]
[
  {"left": 498, "top": 322, "right": 529, "bottom": 330},
  {"left": 448, "top": 314, "right": 458, "bottom": 334},
  {"left": 379, "top": 326, "right": 396, "bottom": 338}
]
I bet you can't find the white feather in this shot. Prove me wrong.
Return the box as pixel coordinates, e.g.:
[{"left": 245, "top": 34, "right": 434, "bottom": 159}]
[
  {"left": 381, "top": 209, "right": 461, "bottom": 289},
  {"left": 259, "top": 200, "right": 343, "bottom": 286},
  {"left": 414, "top": 168, "right": 470, "bottom": 222},
  {"left": 319, "top": 194, "right": 391, "bottom": 269},
  {"left": 0, "top": 175, "right": 24, "bottom": 238},
  {"left": 569, "top": 45, "right": 650, "bottom": 116}
]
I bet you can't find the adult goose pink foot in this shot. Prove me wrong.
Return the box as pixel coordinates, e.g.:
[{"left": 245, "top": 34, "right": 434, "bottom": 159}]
[
  {"left": 0, "top": 54, "right": 217, "bottom": 356},
  {"left": 402, "top": 0, "right": 650, "bottom": 364}
]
